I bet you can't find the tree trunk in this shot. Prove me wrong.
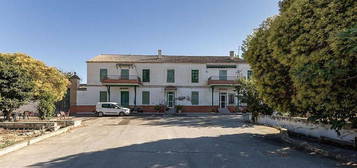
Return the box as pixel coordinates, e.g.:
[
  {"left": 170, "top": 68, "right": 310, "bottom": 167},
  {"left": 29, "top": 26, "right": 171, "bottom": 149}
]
[{"left": 3, "top": 109, "right": 14, "bottom": 121}]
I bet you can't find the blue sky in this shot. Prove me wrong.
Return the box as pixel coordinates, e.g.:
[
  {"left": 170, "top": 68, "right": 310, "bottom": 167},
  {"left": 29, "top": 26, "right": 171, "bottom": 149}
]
[{"left": 0, "top": 0, "right": 280, "bottom": 83}]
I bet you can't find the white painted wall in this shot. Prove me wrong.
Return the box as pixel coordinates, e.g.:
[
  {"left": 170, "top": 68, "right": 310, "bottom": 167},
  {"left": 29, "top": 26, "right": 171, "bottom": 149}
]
[
  {"left": 80, "top": 61, "right": 250, "bottom": 107},
  {"left": 256, "top": 115, "right": 357, "bottom": 145},
  {"left": 77, "top": 86, "right": 239, "bottom": 107},
  {"left": 87, "top": 62, "right": 251, "bottom": 86},
  {"left": 77, "top": 86, "right": 107, "bottom": 105}
]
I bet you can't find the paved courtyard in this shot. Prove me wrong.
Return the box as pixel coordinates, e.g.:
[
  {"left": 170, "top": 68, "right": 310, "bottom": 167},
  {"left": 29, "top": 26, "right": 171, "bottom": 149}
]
[{"left": 0, "top": 115, "right": 348, "bottom": 168}]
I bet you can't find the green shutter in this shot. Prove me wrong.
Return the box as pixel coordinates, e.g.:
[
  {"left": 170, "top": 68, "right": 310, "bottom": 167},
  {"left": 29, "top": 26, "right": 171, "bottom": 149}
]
[
  {"left": 142, "top": 91, "right": 150, "bottom": 105},
  {"left": 167, "top": 70, "right": 175, "bottom": 83},
  {"left": 121, "top": 69, "right": 129, "bottom": 79},
  {"left": 142, "top": 69, "right": 150, "bottom": 82},
  {"left": 219, "top": 70, "right": 227, "bottom": 80},
  {"left": 100, "top": 69, "right": 108, "bottom": 81},
  {"left": 191, "top": 70, "right": 199, "bottom": 83},
  {"left": 99, "top": 91, "right": 107, "bottom": 102},
  {"left": 247, "top": 70, "right": 253, "bottom": 80},
  {"left": 191, "top": 91, "right": 199, "bottom": 105}
]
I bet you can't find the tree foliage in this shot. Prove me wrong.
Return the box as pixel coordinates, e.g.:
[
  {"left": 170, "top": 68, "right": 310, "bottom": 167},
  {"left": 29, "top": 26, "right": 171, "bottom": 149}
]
[
  {"left": 38, "top": 93, "right": 56, "bottom": 120},
  {"left": 242, "top": 18, "right": 298, "bottom": 115},
  {"left": 237, "top": 79, "right": 273, "bottom": 116},
  {"left": 242, "top": 0, "right": 357, "bottom": 129},
  {"left": 1, "top": 53, "right": 69, "bottom": 119},
  {"left": 3, "top": 53, "right": 69, "bottom": 101},
  {"left": 0, "top": 54, "right": 34, "bottom": 120}
]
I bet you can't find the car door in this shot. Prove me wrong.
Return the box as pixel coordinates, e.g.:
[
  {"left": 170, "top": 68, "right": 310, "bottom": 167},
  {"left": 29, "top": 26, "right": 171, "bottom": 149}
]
[
  {"left": 111, "top": 104, "right": 121, "bottom": 115},
  {"left": 101, "top": 104, "right": 110, "bottom": 115}
]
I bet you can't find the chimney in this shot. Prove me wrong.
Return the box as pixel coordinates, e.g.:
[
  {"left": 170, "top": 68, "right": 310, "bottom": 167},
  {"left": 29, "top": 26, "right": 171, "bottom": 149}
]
[
  {"left": 158, "top": 49, "right": 162, "bottom": 58},
  {"left": 229, "top": 51, "right": 235, "bottom": 58}
]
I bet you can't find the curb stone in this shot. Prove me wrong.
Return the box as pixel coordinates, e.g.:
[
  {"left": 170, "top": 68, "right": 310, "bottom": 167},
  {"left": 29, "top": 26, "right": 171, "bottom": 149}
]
[
  {"left": 278, "top": 128, "right": 357, "bottom": 166},
  {"left": 0, "top": 120, "right": 82, "bottom": 157}
]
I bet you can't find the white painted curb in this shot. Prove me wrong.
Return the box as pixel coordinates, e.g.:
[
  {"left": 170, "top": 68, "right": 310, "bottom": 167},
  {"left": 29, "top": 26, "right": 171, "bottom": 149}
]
[{"left": 0, "top": 120, "right": 82, "bottom": 157}]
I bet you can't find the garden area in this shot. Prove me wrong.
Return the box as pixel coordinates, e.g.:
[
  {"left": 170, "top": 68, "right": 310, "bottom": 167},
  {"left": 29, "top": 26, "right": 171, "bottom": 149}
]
[{"left": 0, "top": 53, "right": 73, "bottom": 149}]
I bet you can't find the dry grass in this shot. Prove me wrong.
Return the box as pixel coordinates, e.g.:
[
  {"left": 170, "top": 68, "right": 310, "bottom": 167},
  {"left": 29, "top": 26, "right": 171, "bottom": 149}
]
[{"left": 0, "top": 128, "right": 46, "bottom": 149}]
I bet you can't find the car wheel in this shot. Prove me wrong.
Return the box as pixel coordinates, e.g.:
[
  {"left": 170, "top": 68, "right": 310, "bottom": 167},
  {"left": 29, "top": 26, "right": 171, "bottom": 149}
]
[
  {"left": 119, "top": 112, "right": 125, "bottom": 116},
  {"left": 98, "top": 112, "right": 104, "bottom": 117}
]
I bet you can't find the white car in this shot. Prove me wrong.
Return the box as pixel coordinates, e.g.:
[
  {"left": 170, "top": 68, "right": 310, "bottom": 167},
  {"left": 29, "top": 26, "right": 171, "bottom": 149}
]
[{"left": 95, "top": 102, "right": 130, "bottom": 117}]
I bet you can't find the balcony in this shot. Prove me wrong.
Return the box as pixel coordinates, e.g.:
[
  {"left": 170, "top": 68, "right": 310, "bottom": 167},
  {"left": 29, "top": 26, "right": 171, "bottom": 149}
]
[
  {"left": 101, "top": 75, "right": 141, "bottom": 86},
  {"left": 208, "top": 76, "right": 240, "bottom": 86}
]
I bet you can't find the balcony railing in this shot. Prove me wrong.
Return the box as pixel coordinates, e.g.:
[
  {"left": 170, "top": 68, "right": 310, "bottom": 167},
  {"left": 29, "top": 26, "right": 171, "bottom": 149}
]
[
  {"left": 101, "top": 75, "right": 141, "bottom": 85},
  {"left": 208, "top": 76, "right": 241, "bottom": 85}
]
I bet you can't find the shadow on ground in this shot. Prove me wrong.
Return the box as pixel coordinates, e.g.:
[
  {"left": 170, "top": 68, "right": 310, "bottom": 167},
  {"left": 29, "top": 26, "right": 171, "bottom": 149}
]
[
  {"left": 29, "top": 133, "right": 343, "bottom": 168},
  {"left": 132, "top": 115, "right": 253, "bottom": 129}
]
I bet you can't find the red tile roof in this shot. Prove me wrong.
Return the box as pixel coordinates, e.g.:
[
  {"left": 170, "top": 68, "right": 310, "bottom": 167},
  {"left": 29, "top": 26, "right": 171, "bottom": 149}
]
[{"left": 87, "top": 54, "right": 246, "bottom": 64}]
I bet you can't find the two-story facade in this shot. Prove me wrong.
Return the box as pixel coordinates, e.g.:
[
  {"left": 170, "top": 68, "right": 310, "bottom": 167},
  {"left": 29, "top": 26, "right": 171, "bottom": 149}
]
[{"left": 70, "top": 50, "right": 251, "bottom": 113}]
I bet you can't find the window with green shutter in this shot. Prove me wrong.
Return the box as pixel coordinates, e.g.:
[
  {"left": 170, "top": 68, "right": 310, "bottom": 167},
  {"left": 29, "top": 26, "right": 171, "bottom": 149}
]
[
  {"left": 142, "top": 69, "right": 150, "bottom": 82},
  {"left": 167, "top": 69, "right": 175, "bottom": 83},
  {"left": 99, "top": 91, "right": 107, "bottom": 102},
  {"left": 191, "top": 91, "right": 199, "bottom": 105},
  {"left": 121, "top": 69, "right": 129, "bottom": 79},
  {"left": 100, "top": 69, "right": 108, "bottom": 81},
  {"left": 191, "top": 70, "right": 199, "bottom": 83},
  {"left": 247, "top": 70, "right": 253, "bottom": 80},
  {"left": 142, "top": 91, "right": 150, "bottom": 105},
  {"left": 219, "top": 70, "right": 227, "bottom": 80}
]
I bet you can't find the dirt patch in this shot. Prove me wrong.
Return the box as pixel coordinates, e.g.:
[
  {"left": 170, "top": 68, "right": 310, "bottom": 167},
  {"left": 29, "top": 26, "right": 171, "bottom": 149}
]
[
  {"left": 0, "top": 128, "right": 47, "bottom": 149},
  {"left": 118, "top": 119, "right": 130, "bottom": 125}
]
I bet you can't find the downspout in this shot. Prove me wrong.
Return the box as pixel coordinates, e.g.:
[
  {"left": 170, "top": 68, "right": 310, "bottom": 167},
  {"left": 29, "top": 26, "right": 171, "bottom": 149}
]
[
  {"left": 211, "top": 86, "right": 214, "bottom": 106},
  {"left": 107, "top": 85, "right": 111, "bottom": 102},
  {"left": 134, "top": 86, "right": 137, "bottom": 107}
]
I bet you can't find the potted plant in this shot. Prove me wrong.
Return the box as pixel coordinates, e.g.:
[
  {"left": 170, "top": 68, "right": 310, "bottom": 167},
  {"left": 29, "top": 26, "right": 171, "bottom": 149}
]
[
  {"left": 210, "top": 107, "right": 218, "bottom": 113},
  {"left": 154, "top": 105, "right": 161, "bottom": 112},
  {"left": 176, "top": 105, "right": 183, "bottom": 113}
]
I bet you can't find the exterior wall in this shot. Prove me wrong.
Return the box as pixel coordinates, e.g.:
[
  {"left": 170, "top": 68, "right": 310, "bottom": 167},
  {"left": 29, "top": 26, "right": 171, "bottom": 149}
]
[
  {"left": 70, "top": 105, "right": 96, "bottom": 113},
  {"left": 77, "top": 86, "right": 107, "bottom": 105},
  {"left": 77, "top": 86, "right": 238, "bottom": 106},
  {"left": 73, "top": 61, "right": 250, "bottom": 113},
  {"left": 252, "top": 115, "right": 357, "bottom": 146},
  {"left": 87, "top": 62, "right": 251, "bottom": 86}
]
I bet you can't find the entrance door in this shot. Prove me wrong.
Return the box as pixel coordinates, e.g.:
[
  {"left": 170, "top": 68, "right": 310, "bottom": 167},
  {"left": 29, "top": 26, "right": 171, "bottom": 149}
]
[
  {"left": 167, "top": 92, "right": 175, "bottom": 108},
  {"left": 220, "top": 93, "right": 227, "bottom": 108},
  {"left": 121, "top": 91, "right": 129, "bottom": 107}
]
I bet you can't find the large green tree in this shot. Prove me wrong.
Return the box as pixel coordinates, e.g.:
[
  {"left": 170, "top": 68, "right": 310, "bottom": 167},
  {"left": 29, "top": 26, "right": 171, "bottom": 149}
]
[
  {"left": 0, "top": 54, "right": 34, "bottom": 120},
  {"left": 243, "top": 0, "right": 356, "bottom": 129},
  {"left": 1, "top": 53, "right": 69, "bottom": 119},
  {"left": 242, "top": 18, "right": 298, "bottom": 115}
]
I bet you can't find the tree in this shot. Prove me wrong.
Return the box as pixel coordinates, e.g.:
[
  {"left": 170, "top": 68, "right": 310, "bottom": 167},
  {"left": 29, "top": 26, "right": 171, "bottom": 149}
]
[
  {"left": 0, "top": 54, "right": 34, "bottom": 120},
  {"left": 242, "top": 18, "right": 298, "bottom": 115},
  {"left": 242, "top": 0, "right": 356, "bottom": 129},
  {"left": 1, "top": 53, "right": 69, "bottom": 119},
  {"left": 237, "top": 79, "right": 273, "bottom": 121}
]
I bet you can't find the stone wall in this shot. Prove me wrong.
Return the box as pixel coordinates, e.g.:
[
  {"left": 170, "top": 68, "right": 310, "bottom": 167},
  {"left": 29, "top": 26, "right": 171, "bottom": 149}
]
[
  {"left": 0, "top": 122, "right": 59, "bottom": 131},
  {"left": 254, "top": 115, "right": 357, "bottom": 146}
]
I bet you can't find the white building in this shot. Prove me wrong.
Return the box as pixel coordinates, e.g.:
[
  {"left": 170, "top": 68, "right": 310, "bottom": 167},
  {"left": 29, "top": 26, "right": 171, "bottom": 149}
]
[{"left": 70, "top": 50, "right": 251, "bottom": 113}]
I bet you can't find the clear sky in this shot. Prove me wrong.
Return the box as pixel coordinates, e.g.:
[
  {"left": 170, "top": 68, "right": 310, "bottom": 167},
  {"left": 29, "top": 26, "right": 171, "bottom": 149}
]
[{"left": 0, "top": 0, "right": 280, "bottom": 83}]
